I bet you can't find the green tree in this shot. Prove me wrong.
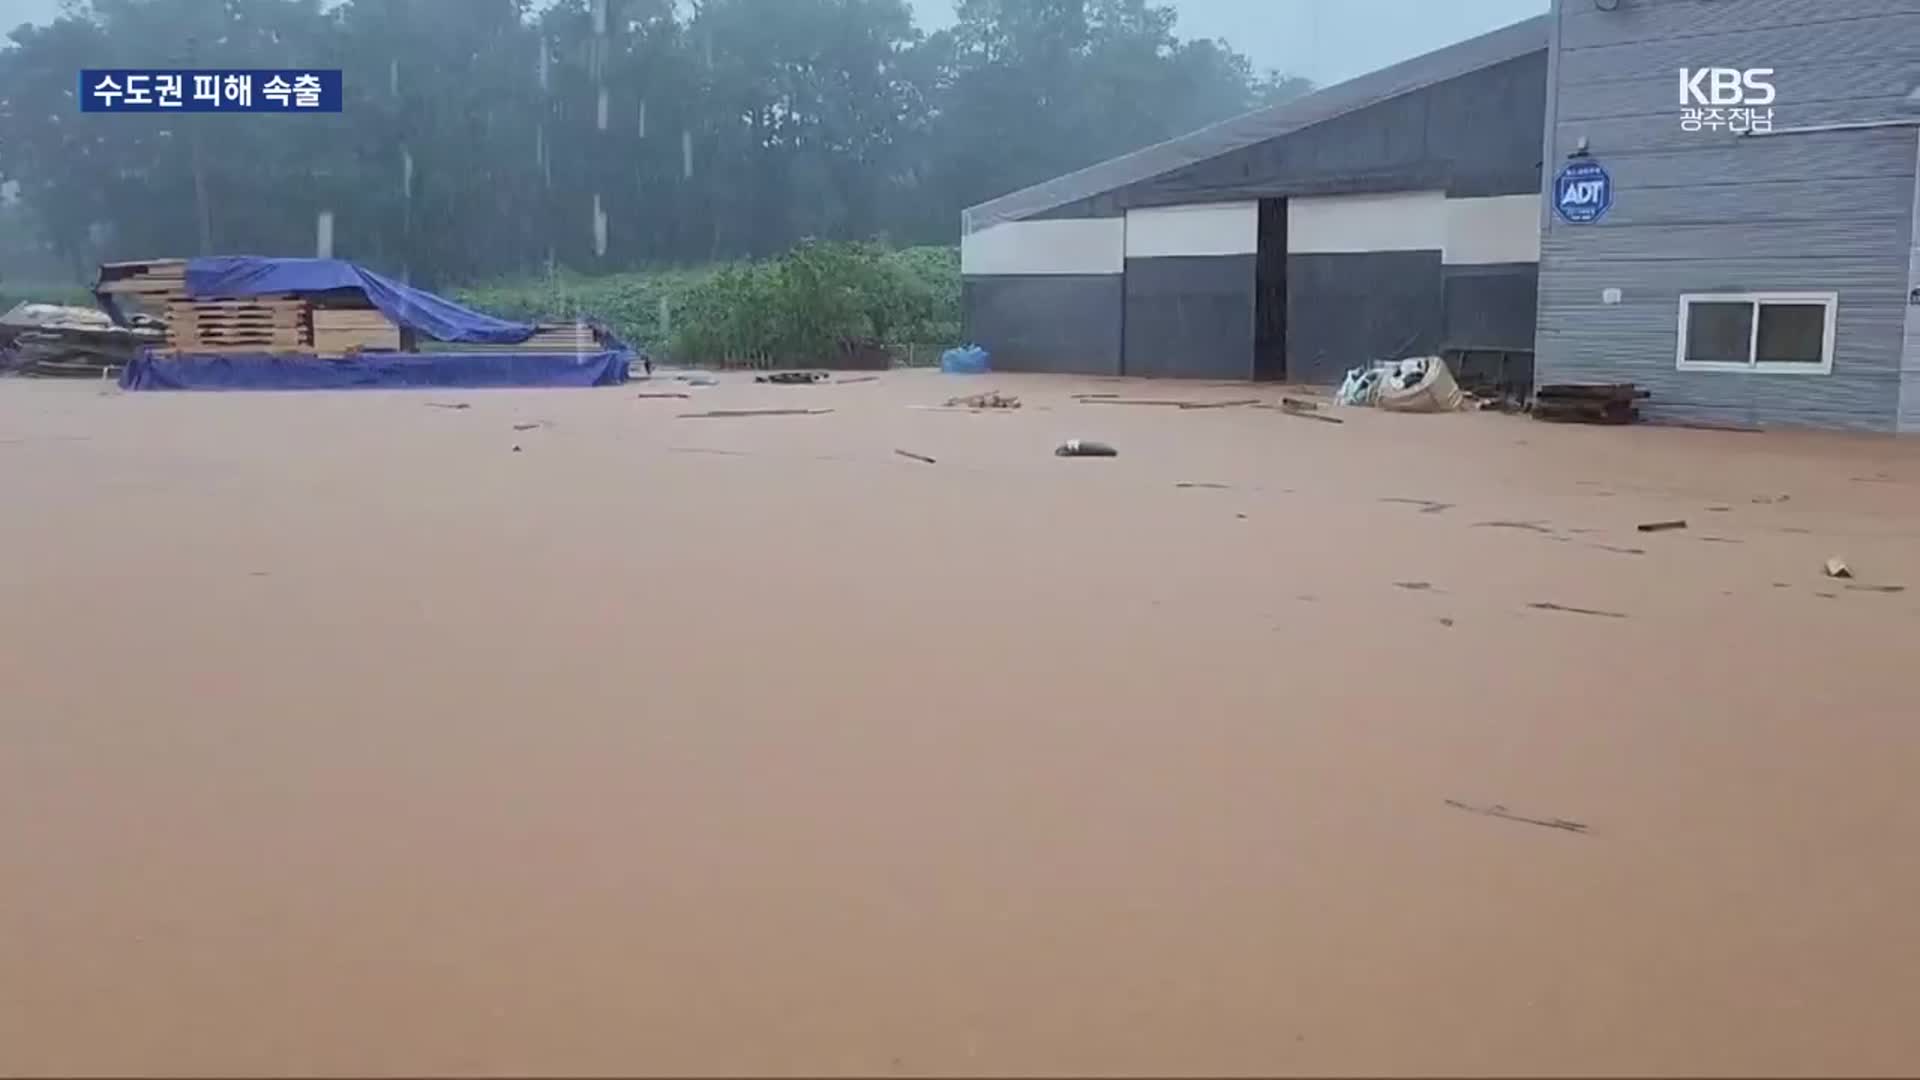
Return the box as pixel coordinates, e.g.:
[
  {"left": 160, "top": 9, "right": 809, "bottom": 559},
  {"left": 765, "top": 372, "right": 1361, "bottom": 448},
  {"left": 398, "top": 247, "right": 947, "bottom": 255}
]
[{"left": 0, "top": 0, "right": 1311, "bottom": 285}]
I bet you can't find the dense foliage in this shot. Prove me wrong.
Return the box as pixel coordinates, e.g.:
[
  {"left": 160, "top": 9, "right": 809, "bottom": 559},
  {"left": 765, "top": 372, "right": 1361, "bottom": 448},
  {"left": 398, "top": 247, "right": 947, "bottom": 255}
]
[
  {"left": 447, "top": 242, "right": 961, "bottom": 363},
  {"left": 0, "top": 0, "right": 1311, "bottom": 291}
]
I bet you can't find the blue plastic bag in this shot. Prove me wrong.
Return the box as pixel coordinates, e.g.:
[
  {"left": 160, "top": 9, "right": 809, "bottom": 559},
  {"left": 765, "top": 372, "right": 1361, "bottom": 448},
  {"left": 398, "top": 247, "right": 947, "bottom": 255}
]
[{"left": 940, "top": 344, "right": 991, "bottom": 375}]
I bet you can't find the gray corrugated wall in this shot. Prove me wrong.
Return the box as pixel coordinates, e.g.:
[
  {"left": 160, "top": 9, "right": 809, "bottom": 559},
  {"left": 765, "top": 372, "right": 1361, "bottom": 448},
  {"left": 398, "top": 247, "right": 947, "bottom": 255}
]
[
  {"left": 1537, "top": 0, "right": 1920, "bottom": 432},
  {"left": 1122, "top": 256, "right": 1257, "bottom": 379},
  {"left": 1444, "top": 264, "right": 1540, "bottom": 352},
  {"left": 1036, "top": 50, "right": 1548, "bottom": 218},
  {"left": 1287, "top": 252, "right": 1446, "bottom": 384},
  {"left": 1902, "top": 135, "right": 1920, "bottom": 433},
  {"left": 961, "top": 276, "right": 1123, "bottom": 376}
]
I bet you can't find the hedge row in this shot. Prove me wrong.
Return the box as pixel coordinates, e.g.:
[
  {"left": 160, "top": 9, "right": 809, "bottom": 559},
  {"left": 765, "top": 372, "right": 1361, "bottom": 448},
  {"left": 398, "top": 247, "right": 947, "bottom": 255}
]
[{"left": 451, "top": 243, "right": 959, "bottom": 365}]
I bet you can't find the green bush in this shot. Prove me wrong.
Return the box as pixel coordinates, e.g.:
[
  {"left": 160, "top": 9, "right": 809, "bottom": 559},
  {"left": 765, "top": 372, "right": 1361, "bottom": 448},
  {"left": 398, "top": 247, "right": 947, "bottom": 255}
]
[
  {"left": 448, "top": 243, "right": 960, "bottom": 366},
  {"left": 449, "top": 264, "right": 715, "bottom": 348}
]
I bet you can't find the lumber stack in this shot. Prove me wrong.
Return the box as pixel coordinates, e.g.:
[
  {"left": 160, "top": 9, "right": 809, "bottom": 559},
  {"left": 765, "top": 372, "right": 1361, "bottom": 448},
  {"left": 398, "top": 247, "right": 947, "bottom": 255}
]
[
  {"left": 312, "top": 307, "right": 402, "bottom": 355},
  {"left": 165, "top": 297, "right": 311, "bottom": 353},
  {"left": 94, "top": 259, "right": 188, "bottom": 308},
  {"left": 523, "top": 323, "right": 599, "bottom": 351},
  {"left": 418, "top": 322, "right": 601, "bottom": 353},
  {"left": 1531, "top": 383, "right": 1647, "bottom": 425}
]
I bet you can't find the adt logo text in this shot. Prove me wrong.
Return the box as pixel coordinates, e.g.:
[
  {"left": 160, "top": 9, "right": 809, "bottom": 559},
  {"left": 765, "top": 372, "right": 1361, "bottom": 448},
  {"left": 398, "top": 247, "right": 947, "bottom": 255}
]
[
  {"left": 1680, "top": 68, "right": 1775, "bottom": 106},
  {"left": 1562, "top": 177, "right": 1605, "bottom": 206}
]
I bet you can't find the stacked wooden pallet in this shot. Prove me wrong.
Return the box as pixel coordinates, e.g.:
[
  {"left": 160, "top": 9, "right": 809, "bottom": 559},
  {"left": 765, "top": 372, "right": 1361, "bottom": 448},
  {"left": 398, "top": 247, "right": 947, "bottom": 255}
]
[
  {"left": 312, "top": 307, "right": 402, "bottom": 355},
  {"left": 522, "top": 323, "right": 599, "bottom": 351},
  {"left": 1531, "top": 383, "right": 1647, "bottom": 425},
  {"left": 165, "top": 298, "right": 311, "bottom": 353},
  {"left": 94, "top": 259, "right": 188, "bottom": 308},
  {"left": 418, "top": 322, "right": 601, "bottom": 353}
]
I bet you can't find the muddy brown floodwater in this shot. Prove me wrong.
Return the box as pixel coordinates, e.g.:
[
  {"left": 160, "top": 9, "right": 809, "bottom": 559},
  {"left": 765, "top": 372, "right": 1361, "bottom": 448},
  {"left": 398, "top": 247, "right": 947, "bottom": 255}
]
[{"left": 4, "top": 372, "right": 1920, "bottom": 1077}]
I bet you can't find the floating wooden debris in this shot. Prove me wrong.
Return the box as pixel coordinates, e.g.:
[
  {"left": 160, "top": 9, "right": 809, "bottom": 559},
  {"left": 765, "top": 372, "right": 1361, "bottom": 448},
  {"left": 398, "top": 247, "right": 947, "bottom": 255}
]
[
  {"left": 946, "top": 390, "right": 1020, "bottom": 410},
  {"left": 1637, "top": 520, "right": 1688, "bottom": 533},
  {"left": 679, "top": 408, "right": 834, "bottom": 419},
  {"left": 1445, "top": 799, "right": 1589, "bottom": 834},
  {"left": 1177, "top": 398, "right": 1261, "bottom": 410},
  {"left": 1381, "top": 497, "right": 1453, "bottom": 514},
  {"left": 1079, "top": 396, "right": 1257, "bottom": 410},
  {"left": 894, "top": 449, "right": 937, "bottom": 465},
  {"left": 1528, "top": 601, "right": 1628, "bottom": 619}
]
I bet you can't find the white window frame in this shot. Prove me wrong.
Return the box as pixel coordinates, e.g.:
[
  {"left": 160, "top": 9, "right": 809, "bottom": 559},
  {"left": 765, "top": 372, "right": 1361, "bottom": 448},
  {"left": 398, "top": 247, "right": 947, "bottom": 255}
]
[{"left": 1675, "top": 291, "right": 1838, "bottom": 375}]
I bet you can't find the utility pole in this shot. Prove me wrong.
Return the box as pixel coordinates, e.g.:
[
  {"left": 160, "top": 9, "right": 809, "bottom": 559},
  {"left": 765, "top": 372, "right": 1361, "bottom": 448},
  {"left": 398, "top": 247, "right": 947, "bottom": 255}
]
[{"left": 186, "top": 36, "right": 213, "bottom": 254}]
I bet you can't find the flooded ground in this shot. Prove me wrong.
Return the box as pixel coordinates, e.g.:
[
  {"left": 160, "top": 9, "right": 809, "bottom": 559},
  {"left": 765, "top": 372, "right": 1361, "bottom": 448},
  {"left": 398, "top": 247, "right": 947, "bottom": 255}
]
[{"left": 4, "top": 371, "right": 1919, "bottom": 1077}]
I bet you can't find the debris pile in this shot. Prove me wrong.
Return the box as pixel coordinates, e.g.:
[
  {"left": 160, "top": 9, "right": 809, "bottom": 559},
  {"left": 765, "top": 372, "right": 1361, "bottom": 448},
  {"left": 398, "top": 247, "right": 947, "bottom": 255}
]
[
  {"left": 0, "top": 302, "right": 163, "bottom": 379},
  {"left": 946, "top": 390, "right": 1020, "bottom": 410},
  {"left": 1532, "top": 383, "right": 1646, "bottom": 425},
  {"left": 1056, "top": 439, "right": 1118, "bottom": 458},
  {"left": 1335, "top": 357, "right": 1465, "bottom": 413}
]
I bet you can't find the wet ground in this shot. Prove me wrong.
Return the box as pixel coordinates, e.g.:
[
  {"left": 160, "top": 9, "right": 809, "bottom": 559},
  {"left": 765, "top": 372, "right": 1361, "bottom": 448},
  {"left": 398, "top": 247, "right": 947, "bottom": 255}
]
[{"left": 4, "top": 371, "right": 1919, "bottom": 1076}]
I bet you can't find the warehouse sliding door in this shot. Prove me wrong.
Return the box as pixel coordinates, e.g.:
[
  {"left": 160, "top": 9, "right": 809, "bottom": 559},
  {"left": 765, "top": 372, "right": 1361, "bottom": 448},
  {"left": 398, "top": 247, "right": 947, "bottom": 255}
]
[
  {"left": 1122, "top": 202, "right": 1258, "bottom": 379},
  {"left": 1285, "top": 191, "right": 1446, "bottom": 384}
]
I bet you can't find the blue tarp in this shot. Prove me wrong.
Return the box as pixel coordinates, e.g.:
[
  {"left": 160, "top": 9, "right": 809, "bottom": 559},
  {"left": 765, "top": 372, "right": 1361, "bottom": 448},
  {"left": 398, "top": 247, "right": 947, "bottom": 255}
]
[
  {"left": 185, "top": 256, "right": 536, "bottom": 345},
  {"left": 121, "top": 348, "right": 629, "bottom": 391}
]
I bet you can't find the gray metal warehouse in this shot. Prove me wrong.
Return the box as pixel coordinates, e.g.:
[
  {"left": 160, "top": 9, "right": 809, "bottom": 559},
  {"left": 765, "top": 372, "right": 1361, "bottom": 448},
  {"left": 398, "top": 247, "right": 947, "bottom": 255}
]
[
  {"left": 960, "top": 15, "right": 1551, "bottom": 385},
  {"left": 1536, "top": 0, "right": 1920, "bottom": 433}
]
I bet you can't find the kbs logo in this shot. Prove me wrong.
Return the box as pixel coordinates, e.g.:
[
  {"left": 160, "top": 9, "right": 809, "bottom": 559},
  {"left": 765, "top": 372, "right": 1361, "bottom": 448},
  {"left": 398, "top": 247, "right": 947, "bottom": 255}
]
[
  {"left": 1679, "top": 67, "right": 1775, "bottom": 106},
  {"left": 1677, "top": 68, "right": 1775, "bottom": 134}
]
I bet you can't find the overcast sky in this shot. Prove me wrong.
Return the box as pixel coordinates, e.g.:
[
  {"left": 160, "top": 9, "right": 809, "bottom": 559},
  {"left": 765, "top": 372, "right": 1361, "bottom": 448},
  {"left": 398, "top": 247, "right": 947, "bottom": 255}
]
[{"left": 3, "top": 0, "right": 1547, "bottom": 85}]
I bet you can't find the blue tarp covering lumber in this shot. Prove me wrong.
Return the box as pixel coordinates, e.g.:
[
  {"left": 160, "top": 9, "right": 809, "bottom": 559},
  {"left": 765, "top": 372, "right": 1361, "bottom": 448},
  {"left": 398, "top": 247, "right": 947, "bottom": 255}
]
[
  {"left": 121, "top": 348, "right": 629, "bottom": 391},
  {"left": 184, "top": 256, "right": 535, "bottom": 345}
]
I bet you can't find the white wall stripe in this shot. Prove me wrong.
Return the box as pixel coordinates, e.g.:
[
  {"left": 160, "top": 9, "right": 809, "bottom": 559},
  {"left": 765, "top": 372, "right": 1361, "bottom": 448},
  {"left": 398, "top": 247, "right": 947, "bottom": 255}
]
[
  {"left": 1124, "top": 202, "right": 1259, "bottom": 258},
  {"left": 1443, "top": 194, "right": 1542, "bottom": 266},
  {"left": 1287, "top": 190, "right": 1446, "bottom": 254},
  {"left": 960, "top": 218, "right": 1125, "bottom": 276}
]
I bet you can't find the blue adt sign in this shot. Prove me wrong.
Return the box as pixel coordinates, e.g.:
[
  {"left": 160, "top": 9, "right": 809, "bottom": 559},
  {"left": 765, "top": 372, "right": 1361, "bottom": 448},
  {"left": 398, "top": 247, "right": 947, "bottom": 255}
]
[{"left": 1554, "top": 158, "right": 1612, "bottom": 224}]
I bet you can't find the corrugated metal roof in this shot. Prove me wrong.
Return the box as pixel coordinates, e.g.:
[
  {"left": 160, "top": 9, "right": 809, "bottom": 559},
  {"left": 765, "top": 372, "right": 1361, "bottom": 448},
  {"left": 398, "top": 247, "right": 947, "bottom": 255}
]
[{"left": 962, "top": 14, "right": 1551, "bottom": 233}]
